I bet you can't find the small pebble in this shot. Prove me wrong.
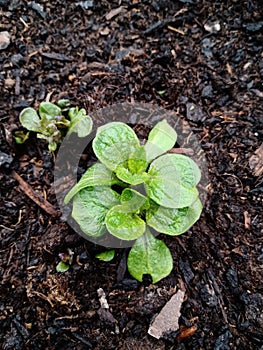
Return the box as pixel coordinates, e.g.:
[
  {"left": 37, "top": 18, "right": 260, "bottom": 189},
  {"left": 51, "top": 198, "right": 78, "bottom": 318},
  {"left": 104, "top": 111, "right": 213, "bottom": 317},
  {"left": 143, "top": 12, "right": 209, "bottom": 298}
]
[
  {"left": 11, "top": 54, "right": 25, "bottom": 66},
  {"left": 0, "top": 151, "right": 13, "bottom": 169},
  {"left": 202, "top": 85, "right": 214, "bottom": 98},
  {"left": 204, "top": 21, "right": 221, "bottom": 33},
  {"left": 0, "top": 31, "right": 11, "bottom": 50}
]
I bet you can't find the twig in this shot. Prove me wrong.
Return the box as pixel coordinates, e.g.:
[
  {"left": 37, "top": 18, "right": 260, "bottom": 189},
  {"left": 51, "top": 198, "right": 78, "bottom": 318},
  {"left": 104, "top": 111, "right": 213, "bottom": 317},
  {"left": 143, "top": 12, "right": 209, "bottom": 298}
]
[
  {"left": 12, "top": 170, "right": 58, "bottom": 216},
  {"left": 167, "top": 26, "right": 185, "bottom": 35},
  {"left": 144, "top": 14, "right": 193, "bottom": 35}
]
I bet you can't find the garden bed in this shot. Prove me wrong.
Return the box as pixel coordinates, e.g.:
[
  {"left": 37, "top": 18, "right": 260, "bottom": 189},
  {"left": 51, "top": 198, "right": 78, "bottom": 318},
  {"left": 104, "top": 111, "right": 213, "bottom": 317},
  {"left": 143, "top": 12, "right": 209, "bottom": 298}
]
[{"left": 0, "top": 1, "right": 262, "bottom": 349}]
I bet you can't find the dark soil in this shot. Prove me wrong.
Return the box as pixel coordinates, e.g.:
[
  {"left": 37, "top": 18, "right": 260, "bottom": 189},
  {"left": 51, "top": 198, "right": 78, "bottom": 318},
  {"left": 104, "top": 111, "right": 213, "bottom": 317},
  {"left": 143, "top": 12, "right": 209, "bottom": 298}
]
[{"left": 1, "top": 1, "right": 263, "bottom": 349}]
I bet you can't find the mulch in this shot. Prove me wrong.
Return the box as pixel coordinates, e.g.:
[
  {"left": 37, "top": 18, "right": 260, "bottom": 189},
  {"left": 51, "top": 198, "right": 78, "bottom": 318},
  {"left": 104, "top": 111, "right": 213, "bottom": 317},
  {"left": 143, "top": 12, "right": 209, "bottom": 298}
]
[{"left": 0, "top": 1, "right": 262, "bottom": 349}]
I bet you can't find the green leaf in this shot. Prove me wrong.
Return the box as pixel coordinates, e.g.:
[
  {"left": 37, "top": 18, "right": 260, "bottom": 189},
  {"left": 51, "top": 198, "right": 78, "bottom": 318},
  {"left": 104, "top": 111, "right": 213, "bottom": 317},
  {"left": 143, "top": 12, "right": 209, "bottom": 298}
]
[
  {"left": 120, "top": 188, "right": 149, "bottom": 212},
  {"left": 67, "top": 107, "right": 93, "bottom": 137},
  {"left": 145, "top": 154, "right": 201, "bottom": 208},
  {"left": 127, "top": 229, "right": 173, "bottom": 283},
  {"left": 48, "top": 141, "right": 57, "bottom": 152},
  {"left": 72, "top": 187, "right": 120, "bottom": 238},
  {"left": 39, "top": 102, "right": 62, "bottom": 118},
  {"left": 93, "top": 122, "right": 140, "bottom": 171},
  {"left": 64, "top": 163, "right": 123, "bottom": 204},
  {"left": 56, "top": 261, "right": 70, "bottom": 273},
  {"left": 96, "top": 250, "right": 115, "bottom": 262},
  {"left": 14, "top": 131, "right": 30, "bottom": 144},
  {"left": 116, "top": 165, "right": 149, "bottom": 185},
  {"left": 105, "top": 205, "right": 145, "bottom": 240},
  {"left": 147, "top": 198, "right": 203, "bottom": 235},
  {"left": 128, "top": 146, "right": 148, "bottom": 174},
  {"left": 37, "top": 129, "right": 61, "bottom": 151},
  {"left": 57, "top": 99, "right": 71, "bottom": 108},
  {"left": 19, "top": 108, "right": 41, "bottom": 132},
  {"left": 144, "top": 119, "right": 177, "bottom": 162},
  {"left": 53, "top": 115, "right": 71, "bottom": 129}
]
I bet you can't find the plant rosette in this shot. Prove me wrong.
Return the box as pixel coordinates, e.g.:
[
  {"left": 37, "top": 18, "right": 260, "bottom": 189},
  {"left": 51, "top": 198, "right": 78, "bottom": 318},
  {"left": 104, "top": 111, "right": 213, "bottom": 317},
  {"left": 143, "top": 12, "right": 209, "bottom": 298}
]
[
  {"left": 64, "top": 120, "right": 203, "bottom": 283},
  {"left": 18, "top": 100, "right": 93, "bottom": 151}
]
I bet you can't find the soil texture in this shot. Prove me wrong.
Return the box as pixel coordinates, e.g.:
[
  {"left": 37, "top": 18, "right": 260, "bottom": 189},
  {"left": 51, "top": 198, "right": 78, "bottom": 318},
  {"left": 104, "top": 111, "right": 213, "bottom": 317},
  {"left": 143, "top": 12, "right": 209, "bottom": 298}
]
[{"left": 0, "top": 1, "right": 263, "bottom": 349}]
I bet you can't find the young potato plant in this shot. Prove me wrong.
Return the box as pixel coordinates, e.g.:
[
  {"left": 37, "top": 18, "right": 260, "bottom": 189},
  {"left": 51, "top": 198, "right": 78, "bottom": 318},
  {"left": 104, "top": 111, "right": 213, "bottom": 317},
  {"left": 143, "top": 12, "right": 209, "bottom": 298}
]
[
  {"left": 17, "top": 100, "right": 93, "bottom": 151},
  {"left": 65, "top": 120, "right": 202, "bottom": 283}
]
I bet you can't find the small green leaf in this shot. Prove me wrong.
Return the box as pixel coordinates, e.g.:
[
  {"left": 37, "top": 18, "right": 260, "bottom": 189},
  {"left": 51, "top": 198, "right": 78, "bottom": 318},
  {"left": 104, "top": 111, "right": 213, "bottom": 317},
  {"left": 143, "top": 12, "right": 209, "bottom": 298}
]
[
  {"left": 105, "top": 205, "right": 145, "bottom": 240},
  {"left": 68, "top": 107, "right": 79, "bottom": 119},
  {"left": 145, "top": 154, "right": 201, "bottom": 208},
  {"left": 120, "top": 188, "right": 149, "bottom": 212},
  {"left": 127, "top": 229, "right": 173, "bottom": 283},
  {"left": 56, "top": 261, "right": 70, "bottom": 273},
  {"left": 67, "top": 107, "right": 93, "bottom": 137},
  {"left": 64, "top": 163, "right": 123, "bottom": 204},
  {"left": 57, "top": 99, "right": 71, "bottom": 108},
  {"left": 72, "top": 187, "right": 120, "bottom": 238},
  {"left": 48, "top": 142, "right": 57, "bottom": 152},
  {"left": 128, "top": 146, "right": 148, "bottom": 174},
  {"left": 14, "top": 131, "right": 30, "bottom": 144},
  {"left": 37, "top": 130, "right": 61, "bottom": 151},
  {"left": 96, "top": 250, "right": 115, "bottom": 262},
  {"left": 93, "top": 122, "right": 140, "bottom": 171},
  {"left": 39, "top": 102, "right": 62, "bottom": 118},
  {"left": 19, "top": 108, "right": 41, "bottom": 132},
  {"left": 116, "top": 165, "right": 149, "bottom": 185},
  {"left": 144, "top": 119, "right": 177, "bottom": 162},
  {"left": 147, "top": 198, "right": 203, "bottom": 235},
  {"left": 53, "top": 115, "right": 71, "bottom": 129}
]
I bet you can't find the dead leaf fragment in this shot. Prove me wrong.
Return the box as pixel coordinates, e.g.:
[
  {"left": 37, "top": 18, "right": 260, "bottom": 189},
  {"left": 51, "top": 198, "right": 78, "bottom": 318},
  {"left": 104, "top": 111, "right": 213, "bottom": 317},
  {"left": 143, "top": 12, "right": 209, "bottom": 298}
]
[
  {"left": 148, "top": 289, "right": 185, "bottom": 339},
  {"left": 177, "top": 325, "right": 198, "bottom": 340}
]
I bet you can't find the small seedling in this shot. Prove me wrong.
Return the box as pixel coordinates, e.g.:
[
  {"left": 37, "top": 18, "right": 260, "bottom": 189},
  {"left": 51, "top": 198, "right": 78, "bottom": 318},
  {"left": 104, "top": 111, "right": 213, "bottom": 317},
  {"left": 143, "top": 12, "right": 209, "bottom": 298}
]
[
  {"left": 65, "top": 120, "right": 202, "bottom": 283},
  {"left": 56, "top": 248, "right": 74, "bottom": 273},
  {"left": 18, "top": 99, "right": 93, "bottom": 151}
]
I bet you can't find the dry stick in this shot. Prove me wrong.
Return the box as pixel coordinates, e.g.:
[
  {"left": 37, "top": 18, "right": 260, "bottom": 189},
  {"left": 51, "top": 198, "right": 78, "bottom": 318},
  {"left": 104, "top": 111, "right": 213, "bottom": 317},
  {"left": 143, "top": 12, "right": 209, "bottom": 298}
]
[{"left": 12, "top": 170, "right": 58, "bottom": 216}]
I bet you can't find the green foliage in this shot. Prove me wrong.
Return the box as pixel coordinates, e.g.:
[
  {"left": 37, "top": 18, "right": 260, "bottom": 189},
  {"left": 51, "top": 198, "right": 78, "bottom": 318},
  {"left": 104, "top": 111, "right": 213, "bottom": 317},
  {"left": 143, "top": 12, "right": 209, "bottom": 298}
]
[
  {"left": 18, "top": 100, "right": 93, "bottom": 151},
  {"left": 56, "top": 261, "right": 70, "bottom": 273},
  {"left": 96, "top": 250, "right": 115, "bottom": 262},
  {"left": 14, "top": 130, "right": 30, "bottom": 144},
  {"left": 127, "top": 229, "right": 173, "bottom": 283},
  {"left": 65, "top": 119, "right": 203, "bottom": 283},
  {"left": 71, "top": 187, "right": 120, "bottom": 238}
]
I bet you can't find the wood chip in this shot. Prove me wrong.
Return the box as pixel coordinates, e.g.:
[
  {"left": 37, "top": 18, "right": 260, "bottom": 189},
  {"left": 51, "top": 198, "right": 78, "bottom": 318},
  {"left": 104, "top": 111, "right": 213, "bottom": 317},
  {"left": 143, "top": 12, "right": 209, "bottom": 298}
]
[
  {"left": 105, "top": 6, "right": 125, "bottom": 21},
  {"left": 12, "top": 170, "right": 58, "bottom": 216},
  {"left": 226, "top": 62, "right": 233, "bottom": 76},
  {"left": 243, "top": 211, "right": 251, "bottom": 229},
  {"left": 251, "top": 89, "right": 263, "bottom": 98},
  {"left": 97, "top": 288, "right": 109, "bottom": 309},
  {"left": 177, "top": 325, "right": 198, "bottom": 340},
  {"left": 148, "top": 289, "right": 185, "bottom": 339},
  {"left": 249, "top": 144, "right": 263, "bottom": 177},
  {"left": 40, "top": 51, "right": 71, "bottom": 61}
]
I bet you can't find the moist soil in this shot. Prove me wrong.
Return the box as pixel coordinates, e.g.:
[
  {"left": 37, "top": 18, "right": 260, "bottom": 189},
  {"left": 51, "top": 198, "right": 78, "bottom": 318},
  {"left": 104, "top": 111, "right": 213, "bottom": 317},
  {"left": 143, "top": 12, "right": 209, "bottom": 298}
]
[{"left": 1, "top": 1, "right": 263, "bottom": 349}]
